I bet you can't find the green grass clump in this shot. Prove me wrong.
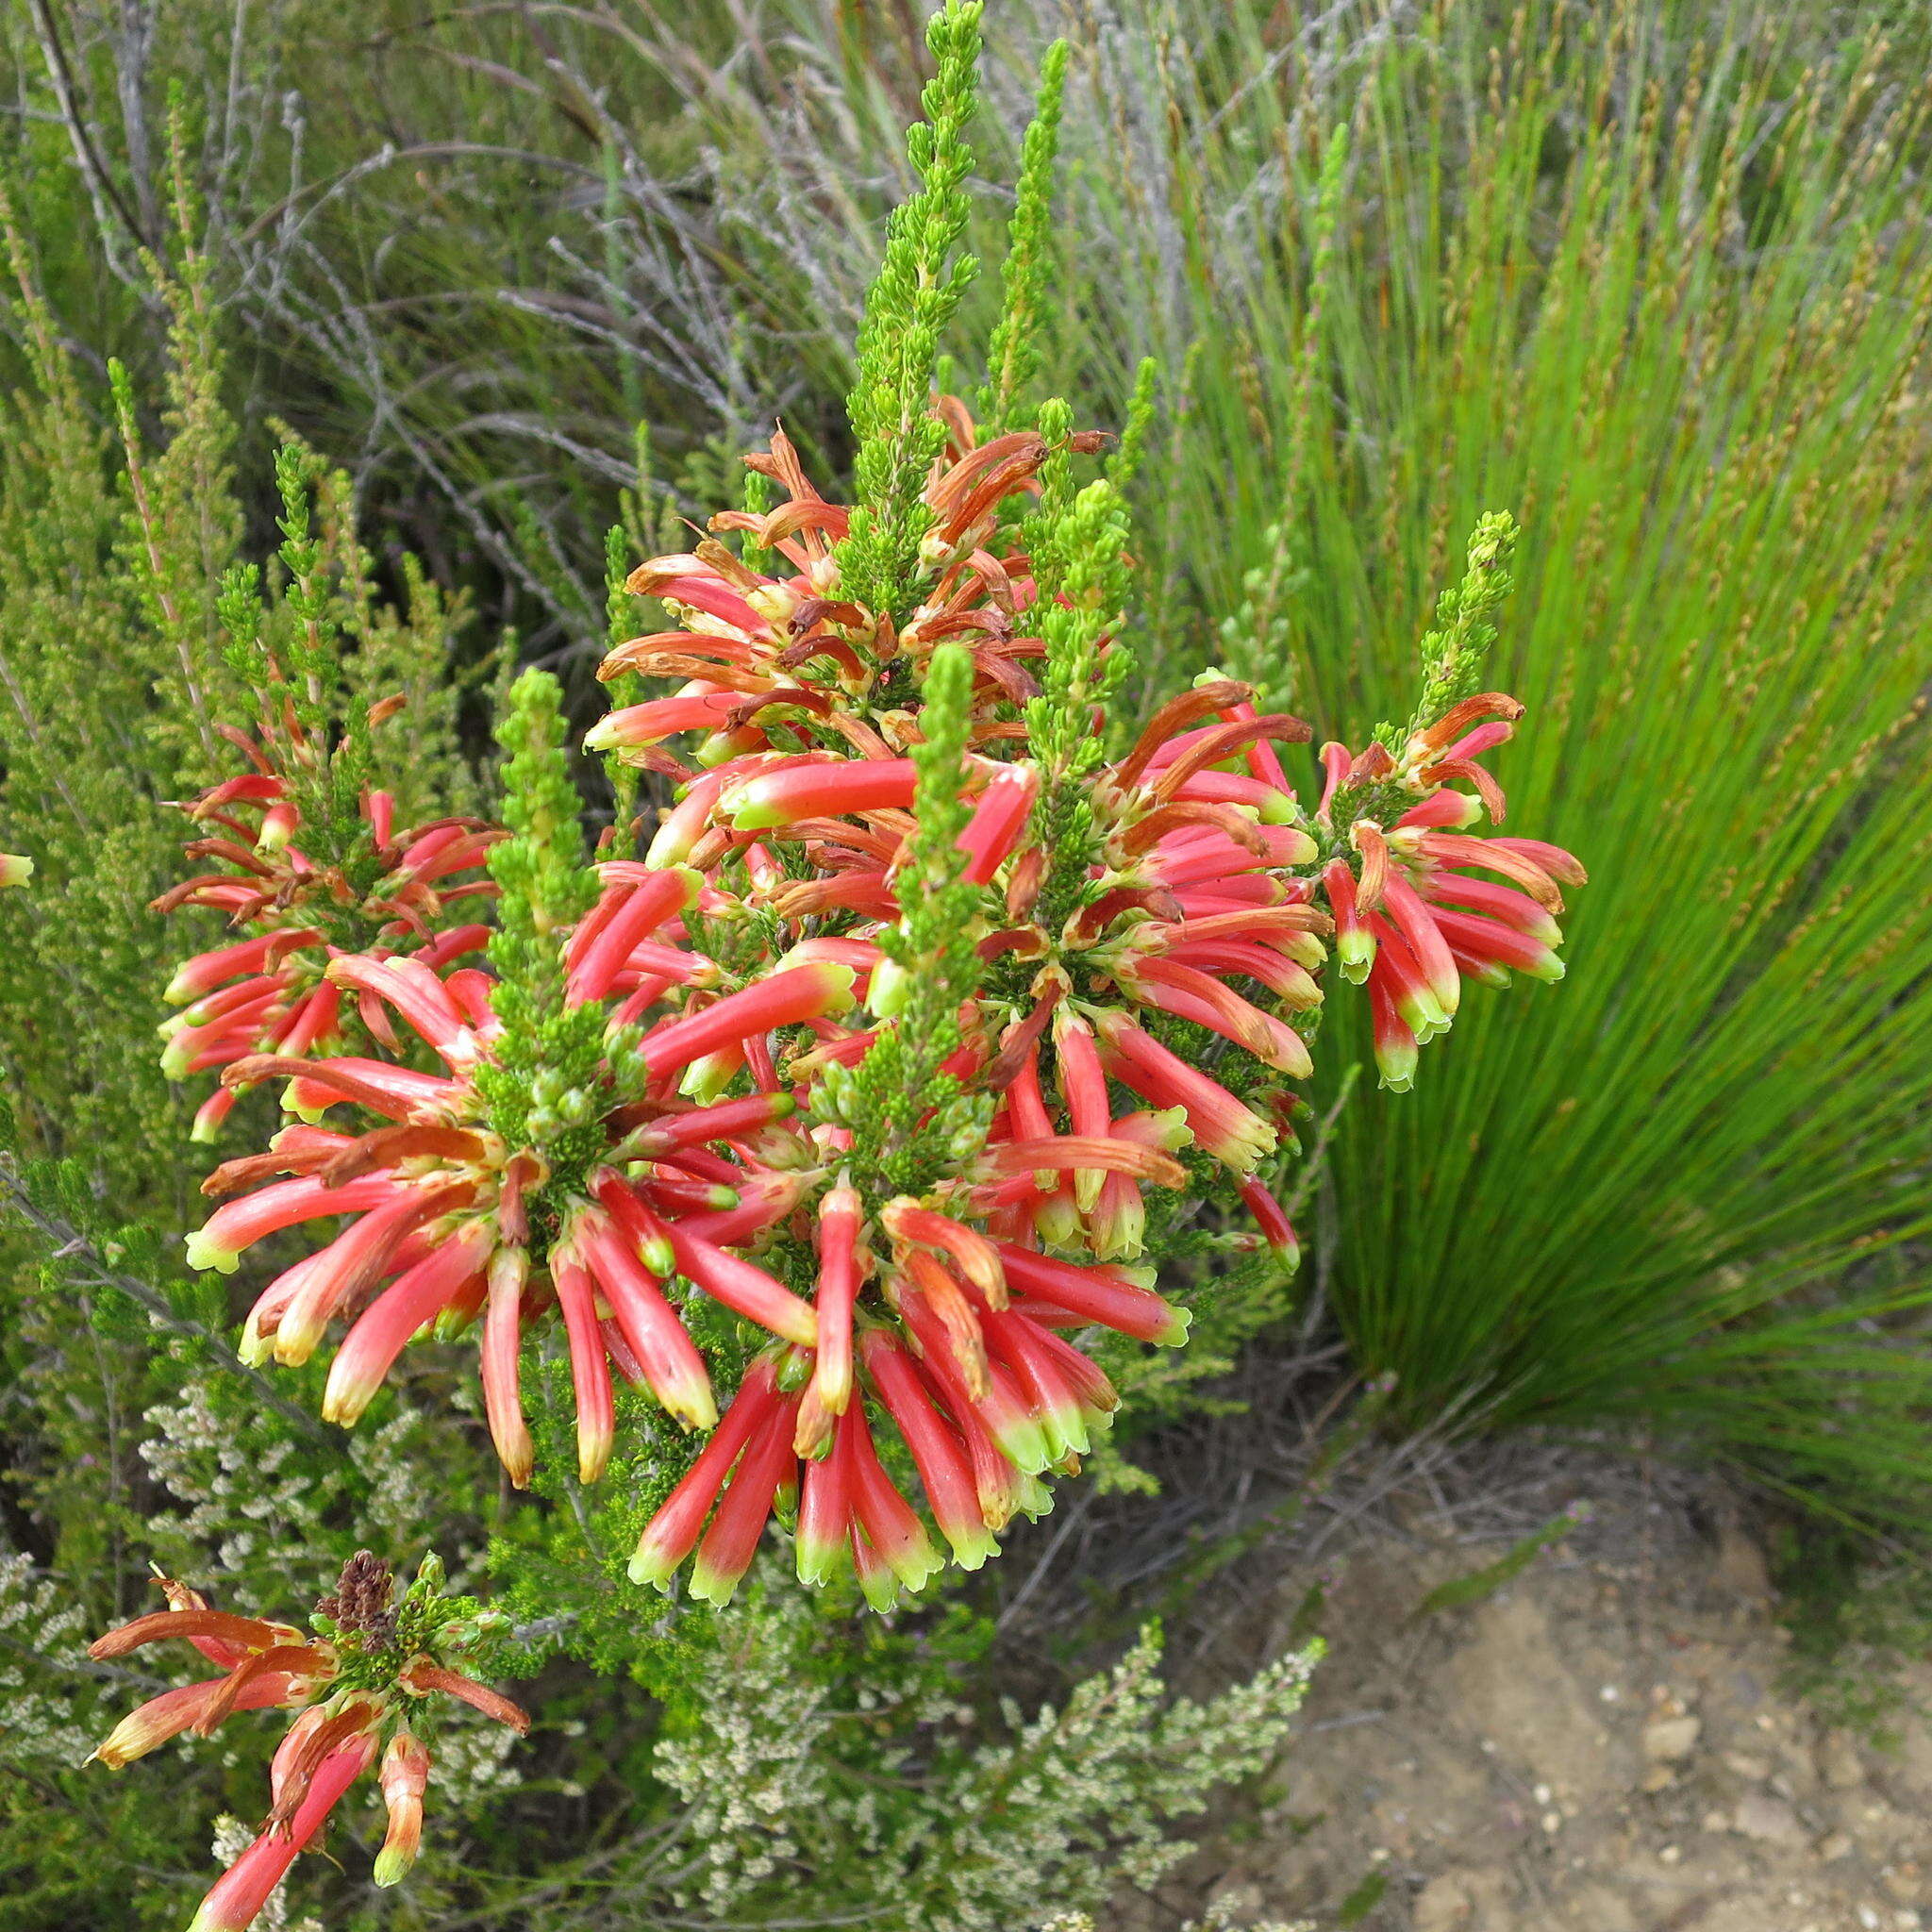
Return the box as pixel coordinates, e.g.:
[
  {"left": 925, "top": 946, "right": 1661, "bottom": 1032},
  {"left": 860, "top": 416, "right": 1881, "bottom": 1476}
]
[{"left": 1090, "top": 0, "right": 1932, "bottom": 1517}]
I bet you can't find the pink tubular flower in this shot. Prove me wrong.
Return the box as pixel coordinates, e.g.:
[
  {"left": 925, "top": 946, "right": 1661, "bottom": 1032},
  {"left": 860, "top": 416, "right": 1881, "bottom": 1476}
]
[
  {"left": 639, "top": 962, "right": 858, "bottom": 1083},
  {"left": 154, "top": 736, "right": 500, "bottom": 1138},
  {"left": 591, "top": 412, "right": 1106, "bottom": 771},
  {"left": 858, "top": 1329, "right": 1001, "bottom": 1569},
  {"left": 581, "top": 690, "right": 748, "bottom": 752},
  {"left": 1313, "top": 694, "right": 1587, "bottom": 1088},
  {"left": 718, "top": 758, "right": 923, "bottom": 830},
  {"left": 1093, "top": 1010, "right": 1278, "bottom": 1174},
  {"left": 373, "top": 1729, "right": 431, "bottom": 1887},
  {"left": 565, "top": 863, "right": 704, "bottom": 1006},
  {"left": 810, "top": 1179, "right": 863, "bottom": 1420},
  {"left": 91, "top": 1556, "right": 526, "bottom": 1925},
  {"left": 686, "top": 1389, "right": 802, "bottom": 1606},
  {"left": 628, "top": 1357, "right": 784, "bottom": 1589},
  {"left": 191, "top": 1740, "right": 377, "bottom": 1932},
  {"left": 186, "top": 882, "right": 853, "bottom": 1482},
  {"left": 957, "top": 761, "right": 1040, "bottom": 883}
]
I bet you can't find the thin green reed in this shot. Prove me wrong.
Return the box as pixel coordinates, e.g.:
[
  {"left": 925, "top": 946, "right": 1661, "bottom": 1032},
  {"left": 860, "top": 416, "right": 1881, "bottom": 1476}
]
[{"left": 1106, "top": 0, "right": 1932, "bottom": 1502}]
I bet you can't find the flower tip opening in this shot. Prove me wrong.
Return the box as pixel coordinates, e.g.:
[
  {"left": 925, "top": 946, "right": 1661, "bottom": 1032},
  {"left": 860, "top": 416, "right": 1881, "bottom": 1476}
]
[
  {"left": 1337, "top": 932, "right": 1376, "bottom": 984},
  {"left": 625, "top": 1544, "right": 676, "bottom": 1591},
  {"left": 183, "top": 1229, "right": 241, "bottom": 1275},
  {"left": 319, "top": 1376, "right": 374, "bottom": 1431},
  {"left": 684, "top": 1559, "right": 744, "bottom": 1608},
  {"left": 279, "top": 1081, "right": 329, "bottom": 1124}
]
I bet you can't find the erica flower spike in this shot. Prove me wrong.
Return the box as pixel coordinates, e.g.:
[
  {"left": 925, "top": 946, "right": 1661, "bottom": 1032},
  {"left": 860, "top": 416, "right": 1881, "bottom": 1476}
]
[
  {"left": 182, "top": 675, "right": 851, "bottom": 1491},
  {"left": 1314, "top": 690, "right": 1587, "bottom": 1091},
  {"left": 155, "top": 725, "right": 499, "bottom": 1141},
  {"left": 88, "top": 1555, "right": 525, "bottom": 1928},
  {"left": 153, "top": 42, "right": 1584, "bottom": 1633}
]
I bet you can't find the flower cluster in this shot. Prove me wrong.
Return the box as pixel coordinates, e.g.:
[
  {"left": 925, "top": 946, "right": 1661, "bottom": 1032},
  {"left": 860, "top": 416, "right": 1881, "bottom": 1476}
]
[
  {"left": 89, "top": 1554, "right": 525, "bottom": 1929},
  {"left": 161, "top": 418, "right": 1583, "bottom": 1641},
  {"left": 1315, "top": 695, "right": 1587, "bottom": 1091},
  {"left": 586, "top": 415, "right": 1106, "bottom": 776},
  {"left": 154, "top": 728, "right": 498, "bottom": 1142}
]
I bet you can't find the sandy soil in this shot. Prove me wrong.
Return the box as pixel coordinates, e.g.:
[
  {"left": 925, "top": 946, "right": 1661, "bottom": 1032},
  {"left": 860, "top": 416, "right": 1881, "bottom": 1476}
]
[{"left": 1154, "top": 1484, "right": 1932, "bottom": 1932}]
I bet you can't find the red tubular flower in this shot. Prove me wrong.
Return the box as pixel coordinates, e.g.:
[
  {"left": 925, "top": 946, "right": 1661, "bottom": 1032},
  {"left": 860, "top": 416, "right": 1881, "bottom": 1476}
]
[
  {"left": 661, "top": 1224, "right": 819, "bottom": 1348},
  {"left": 687, "top": 1390, "right": 801, "bottom": 1606},
  {"left": 842, "top": 1400, "right": 943, "bottom": 1592},
  {"left": 564, "top": 864, "right": 701, "bottom": 1006},
  {"left": 1365, "top": 917, "right": 1450, "bottom": 1043},
  {"left": 895, "top": 1267, "right": 1053, "bottom": 1474},
  {"left": 1431, "top": 905, "right": 1564, "bottom": 982},
  {"left": 1379, "top": 874, "right": 1462, "bottom": 1020},
  {"left": 811, "top": 1179, "right": 863, "bottom": 1420},
  {"left": 957, "top": 762, "right": 1040, "bottom": 883},
  {"left": 628, "top": 1358, "right": 783, "bottom": 1588},
  {"left": 92, "top": 1557, "right": 525, "bottom": 1924},
  {"left": 643, "top": 760, "right": 758, "bottom": 867},
  {"left": 321, "top": 1218, "right": 497, "bottom": 1426},
  {"left": 859, "top": 1329, "right": 1001, "bottom": 1569},
  {"left": 481, "top": 1247, "right": 535, "bottom": 1487},
  {"left": 184, "top": 1172, "right": 403, "bottom": 1274},
  {"left": 535, "top": 1244, "right": 625, "bottom": 1480},
  {"left": 1237, "top": 1174, "right": 1301, "bottom": 1274},
  {"left": 325, "top": 954, "right": 493, "bottom": 1066},
  {"left": 187, "top": 901, "right": 832, "bottom": 1480},
  {"left": 639, "top": 962, "right": 858, "bottom": 1081},
  {"left": 1093, "top": 1011, "right": 1278, "bottom": 1174},
  {"left": 1115, "top": 957, "right": 1314, "bottom": 1077},
  {"left": 994, "top": 1240, "right": 1191, "bottom": 1346},
  {"left": 154, "top": 746, "right": 500, "bottom": 1139},
  {"left": 975, "top": 1298, "right": 1091, "bottom": 1462},
  {"left": 1323, "top": 857, "right": 1375, "bottom": 983},
  {"left": 572, "top": 1207, "right": 718, "bottom": 1430},
  {"left": 719, "top": 758, "right": 923, "bottom": 830},
  {"left": 881, "top": 1198, "right": 1005, "bottom": 1306},
  {"left": 374, "top": 1729, "right": 431, "bottom": 1887},
  {"left": 582, "top": 691, "right": 747, "bottom": 751},
  {"left": 1313, "top": 702, "right": 1588, "bottom": 1087},
  {"left": 190, "top": 1740, "right": 378, "bottom": 1932},
  {"left": 1051, "top": 1009, "right": 1112, "bottom": 1212},
  {"left": 794, "top": 1391, "right": 858, "bottom": 1585}
]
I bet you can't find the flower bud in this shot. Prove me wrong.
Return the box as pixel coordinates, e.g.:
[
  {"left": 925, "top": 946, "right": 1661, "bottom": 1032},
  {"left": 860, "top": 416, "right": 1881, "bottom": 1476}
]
[{"left": 372, "top": 1729, "right": 431, "bottom": 1887}]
